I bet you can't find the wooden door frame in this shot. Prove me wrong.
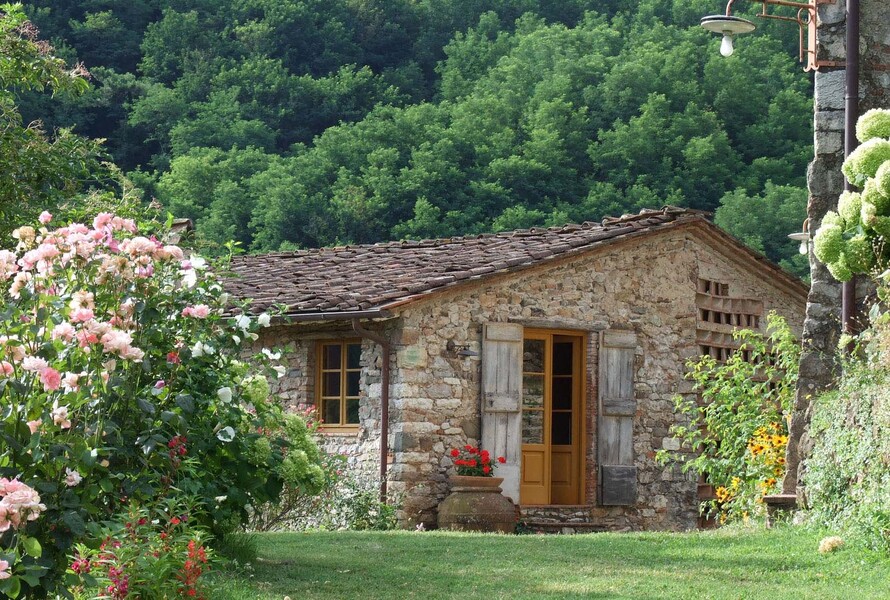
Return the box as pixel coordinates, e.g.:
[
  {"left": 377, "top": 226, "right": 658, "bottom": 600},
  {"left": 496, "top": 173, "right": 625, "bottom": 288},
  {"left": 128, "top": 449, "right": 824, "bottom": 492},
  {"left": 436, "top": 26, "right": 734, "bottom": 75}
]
[{"left": 520, "top": 328, "right": 587, "bottom": 506}]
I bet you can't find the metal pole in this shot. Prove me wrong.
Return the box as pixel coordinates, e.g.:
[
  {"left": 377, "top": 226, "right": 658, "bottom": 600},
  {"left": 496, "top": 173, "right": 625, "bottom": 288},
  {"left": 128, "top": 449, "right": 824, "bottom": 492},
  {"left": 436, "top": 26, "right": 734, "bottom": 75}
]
[{"left": 842, "top": 0, "right": 859, "bottom": 337}]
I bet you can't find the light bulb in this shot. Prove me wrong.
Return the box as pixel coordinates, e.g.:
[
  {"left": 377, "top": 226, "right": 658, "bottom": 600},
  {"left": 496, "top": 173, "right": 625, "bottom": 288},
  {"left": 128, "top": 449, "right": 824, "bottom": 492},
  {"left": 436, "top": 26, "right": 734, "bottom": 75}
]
[
  {"left": 798, "top": 241, "right": 808, "bottom": 255},
  {"left": 720, "top": 33, "right": 734, "bottom": 57}
]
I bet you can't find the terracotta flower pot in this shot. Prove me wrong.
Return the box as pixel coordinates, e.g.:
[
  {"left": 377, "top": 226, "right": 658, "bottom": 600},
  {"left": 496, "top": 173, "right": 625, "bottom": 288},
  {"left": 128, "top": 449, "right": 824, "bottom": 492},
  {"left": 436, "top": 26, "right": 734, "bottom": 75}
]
[{"left": 437, "top": 475, "right": 516, "bottom": 533}]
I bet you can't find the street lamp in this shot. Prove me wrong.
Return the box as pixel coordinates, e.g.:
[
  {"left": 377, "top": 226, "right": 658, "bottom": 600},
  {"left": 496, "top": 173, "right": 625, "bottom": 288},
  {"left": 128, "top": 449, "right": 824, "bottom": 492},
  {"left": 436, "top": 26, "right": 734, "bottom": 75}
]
[
  {"left": 788, "top": 219, "right": 810, "bottom": 255},
  {"left": 702, "top": 0, "right": 859, "bottom": 338},
  {"left": 700, "top": 0, "right": 841, "bottom": 72},
  {"left": 700, "top": 15, "right": 756, "bottom": 57}
]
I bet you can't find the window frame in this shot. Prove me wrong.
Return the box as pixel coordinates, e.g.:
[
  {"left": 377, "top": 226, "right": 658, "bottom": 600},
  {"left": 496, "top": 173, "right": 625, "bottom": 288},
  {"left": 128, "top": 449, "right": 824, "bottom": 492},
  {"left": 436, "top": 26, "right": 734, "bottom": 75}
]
[{"left": 316, "top": 339, "right": 363, "bottom": 430}]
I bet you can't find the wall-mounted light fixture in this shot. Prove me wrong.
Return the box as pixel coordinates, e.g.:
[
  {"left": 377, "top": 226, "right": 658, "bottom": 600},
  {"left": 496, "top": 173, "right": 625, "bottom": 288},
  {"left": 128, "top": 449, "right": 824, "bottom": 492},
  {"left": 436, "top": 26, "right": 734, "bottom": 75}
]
[
  {"left": 445, "top": 339, "right": 480, "bottom": 358},
  {"left": 787, "top": 218, "right": 810, "bottom": 255},
  {"left": 701, "top": 0, "right": 840, "bottom": 71}
]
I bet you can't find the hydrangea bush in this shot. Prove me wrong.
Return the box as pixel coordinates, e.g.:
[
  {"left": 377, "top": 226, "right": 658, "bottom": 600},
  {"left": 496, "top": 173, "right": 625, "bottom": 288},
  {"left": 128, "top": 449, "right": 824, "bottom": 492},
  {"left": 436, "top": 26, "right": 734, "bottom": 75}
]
[
  {"left": 813, "top": 108, "right": 890, "bottom": 281},
  {"left": 0, "top": 212, "right": 323, "bottom": 597}
]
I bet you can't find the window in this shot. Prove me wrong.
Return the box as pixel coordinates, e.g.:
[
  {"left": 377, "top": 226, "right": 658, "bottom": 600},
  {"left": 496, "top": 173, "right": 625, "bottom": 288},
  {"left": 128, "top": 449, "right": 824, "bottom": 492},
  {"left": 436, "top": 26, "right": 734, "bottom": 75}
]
[{"left": 317, "top": 340, "right": 362, "bottom": 427}]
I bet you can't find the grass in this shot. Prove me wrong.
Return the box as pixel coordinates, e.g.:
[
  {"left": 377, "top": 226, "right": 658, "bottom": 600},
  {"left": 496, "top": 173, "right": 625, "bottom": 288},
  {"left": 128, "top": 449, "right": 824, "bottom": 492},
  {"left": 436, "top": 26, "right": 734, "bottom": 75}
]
[{"left": 210, "top": 526, "right": 890, "bottom": 600}]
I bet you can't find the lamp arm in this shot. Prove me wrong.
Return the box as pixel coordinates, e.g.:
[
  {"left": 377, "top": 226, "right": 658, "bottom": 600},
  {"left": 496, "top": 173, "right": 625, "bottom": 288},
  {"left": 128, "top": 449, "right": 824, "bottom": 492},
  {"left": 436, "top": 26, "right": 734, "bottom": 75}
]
[{"left": 727, "top": 0, "right": 815, "bottom": 16}]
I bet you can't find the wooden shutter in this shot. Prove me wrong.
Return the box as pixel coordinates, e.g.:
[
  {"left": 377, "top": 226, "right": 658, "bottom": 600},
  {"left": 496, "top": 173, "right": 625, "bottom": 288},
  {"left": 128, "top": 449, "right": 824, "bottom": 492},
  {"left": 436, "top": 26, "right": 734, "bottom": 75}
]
[
  {"left": 480, "top": 322, "right": 522, "bottom": 502},
  {"left": 598, "top": 330, "right": 638, "bottom": 506}
]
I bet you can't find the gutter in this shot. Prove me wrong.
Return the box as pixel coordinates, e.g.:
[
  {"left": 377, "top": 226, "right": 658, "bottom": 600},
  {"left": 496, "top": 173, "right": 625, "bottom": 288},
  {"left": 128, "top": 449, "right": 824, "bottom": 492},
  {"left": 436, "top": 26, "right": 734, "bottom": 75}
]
[
  {"left": 282, "top": 309, "right": 392, "bottom": 323},
  {"left": 351, "top": 319, "right": 391, "bottom": 504},
  {"left": 842, "top": 0, "right": 859, "bottom": 338}
]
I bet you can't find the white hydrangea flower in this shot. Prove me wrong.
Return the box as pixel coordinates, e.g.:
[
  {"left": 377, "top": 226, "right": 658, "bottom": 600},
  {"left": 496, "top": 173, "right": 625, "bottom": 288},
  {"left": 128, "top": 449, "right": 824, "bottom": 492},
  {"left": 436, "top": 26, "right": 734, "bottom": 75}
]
[{"left": 217, "top": 387, "right": 233, "bottom": 404}]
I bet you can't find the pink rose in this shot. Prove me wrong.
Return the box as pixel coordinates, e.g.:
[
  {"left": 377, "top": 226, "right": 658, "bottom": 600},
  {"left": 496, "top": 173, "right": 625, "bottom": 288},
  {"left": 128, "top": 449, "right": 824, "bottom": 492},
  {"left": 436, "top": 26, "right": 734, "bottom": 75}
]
[
  {"left": 51, "top": 322, "right": 76, "bottom": 342},
  {"left": 0, "top": 362, "right": 12, "bottom": 376},
  {"left": 40, "top": 367, "right": 61, "bottom": 391},
  {"left": 70, "top": 308, "right": 95, "bottom": 323},
  {"left": 65, "top": 468, "right": 82, "bottom": 487},
  {"left": 63, "top": 372, "right": 80, "bottom": 391},
  {"left": 21, "top": 356, "right": 49, "bottom": 372},
  {"left": 38, "top": 211, "right": 52, "bottom": 224},
  {"left": 51, "top": 404, "right": 71, "bottom": 429},
  {"left": 92, "top": 212, "right": 113, "bottom": 230},
  {"left": 182, "top": 304, "right": 210, "bottom": 318}
]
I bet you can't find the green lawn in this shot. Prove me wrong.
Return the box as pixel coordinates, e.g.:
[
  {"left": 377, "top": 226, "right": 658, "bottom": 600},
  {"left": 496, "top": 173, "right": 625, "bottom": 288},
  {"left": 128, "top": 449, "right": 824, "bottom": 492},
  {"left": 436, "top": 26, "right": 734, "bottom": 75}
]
[{"left": 212, "top": 527, "right": 890, "bottom": 600}]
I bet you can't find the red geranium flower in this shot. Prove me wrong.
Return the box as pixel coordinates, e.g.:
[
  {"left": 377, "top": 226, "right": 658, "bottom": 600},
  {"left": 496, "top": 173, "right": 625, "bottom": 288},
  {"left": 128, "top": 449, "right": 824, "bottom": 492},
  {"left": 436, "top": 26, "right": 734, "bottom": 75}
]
[
  {"left": 449, "top": 446, "right": 503, "bottom": 477},
  {"left": 497, "top": 456, "right": 506, "bottom": 464}
]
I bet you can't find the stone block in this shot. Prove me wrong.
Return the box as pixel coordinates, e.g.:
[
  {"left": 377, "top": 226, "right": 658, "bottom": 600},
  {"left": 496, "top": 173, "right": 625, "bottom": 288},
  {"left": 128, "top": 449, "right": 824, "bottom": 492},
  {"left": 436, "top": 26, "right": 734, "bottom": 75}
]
[
  {"left": 426, "top": 383, "right": 454, "bottom": 399},
  {"left": 392, "top": 432, "right": 417, "bottom": 452},
  {"left": 435, "top": 398, "right": 463, "bottom": 410},
  {"left": 814, "top": 70, "right": 846, "bottom": 111},
  {"left": 398, "top": 345, "right": 427, "bottom": 368},
  {"left": 399, "top": 327, "right": 421, "bottom": 345},
  {"left": 815, "top": 130, "right": 843, "bottom": 155},
  {"left": 818, "top": 1, "right": 845, "bottom": 25},
  {"left": 807, "top": 157, "right": 845, "bottom": 196},
  {"left": 661, "top": 437, "right": 681, "bottom": 451}
]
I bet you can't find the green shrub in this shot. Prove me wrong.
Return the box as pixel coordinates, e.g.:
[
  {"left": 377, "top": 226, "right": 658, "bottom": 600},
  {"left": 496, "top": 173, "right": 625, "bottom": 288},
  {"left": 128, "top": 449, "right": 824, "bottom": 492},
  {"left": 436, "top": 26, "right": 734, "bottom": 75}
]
[
  {"left": 805, "top": 306, "right": 890, "bottom": 552},
  {"left": 251, "top": 455, "right": 399, "bottom": 532},
  {"left": 657, "top": 313, "right": 799, "bottom": 522}
]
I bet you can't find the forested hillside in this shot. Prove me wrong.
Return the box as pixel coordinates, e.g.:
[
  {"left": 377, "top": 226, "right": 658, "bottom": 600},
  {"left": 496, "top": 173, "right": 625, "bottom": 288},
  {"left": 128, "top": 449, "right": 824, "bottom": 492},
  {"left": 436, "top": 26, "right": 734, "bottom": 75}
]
[{"left": 20, "top": 1, "right": 811, "bottom": 275}]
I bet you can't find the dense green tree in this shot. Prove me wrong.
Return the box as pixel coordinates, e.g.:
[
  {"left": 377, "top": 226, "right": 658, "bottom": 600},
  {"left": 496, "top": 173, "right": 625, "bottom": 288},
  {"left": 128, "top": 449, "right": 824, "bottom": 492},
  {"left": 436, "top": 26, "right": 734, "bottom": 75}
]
[
  {"left": 715, "top": 183, "right": 809, "bottom": 279},
  {"left": 0, "top": 3, "right": 122, "bottom": 238},
  {"left": 17, "top": 1, "right": 812, "bottom": 275}
]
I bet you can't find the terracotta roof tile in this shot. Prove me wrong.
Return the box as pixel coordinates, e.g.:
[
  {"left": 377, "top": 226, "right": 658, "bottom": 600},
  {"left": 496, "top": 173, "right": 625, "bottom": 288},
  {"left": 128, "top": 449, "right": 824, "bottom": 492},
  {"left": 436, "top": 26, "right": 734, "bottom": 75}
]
[{"left": 225, "top": 207, "right": 720, "bottom": 317}]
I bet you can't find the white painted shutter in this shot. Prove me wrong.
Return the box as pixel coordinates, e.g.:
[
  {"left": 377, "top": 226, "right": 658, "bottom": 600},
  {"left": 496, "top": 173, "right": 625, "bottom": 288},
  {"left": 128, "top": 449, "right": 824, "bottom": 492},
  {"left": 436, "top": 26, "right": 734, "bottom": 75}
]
[
  {"left": 480, "top": 322, "right": 522, "bottom": 502},
  {"left": 598, "top": 330, "right": 638, "bottom": 506}
]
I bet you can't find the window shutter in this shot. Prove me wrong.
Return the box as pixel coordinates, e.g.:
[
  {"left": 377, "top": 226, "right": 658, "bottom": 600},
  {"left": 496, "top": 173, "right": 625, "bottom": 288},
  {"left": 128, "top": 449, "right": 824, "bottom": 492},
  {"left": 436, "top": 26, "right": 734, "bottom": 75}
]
[
  {"left": 598, "top": 330, "right": 638, "bottom": 506},
  {"left": 480, "top": 322, "right": 522, "bottom": 502}
]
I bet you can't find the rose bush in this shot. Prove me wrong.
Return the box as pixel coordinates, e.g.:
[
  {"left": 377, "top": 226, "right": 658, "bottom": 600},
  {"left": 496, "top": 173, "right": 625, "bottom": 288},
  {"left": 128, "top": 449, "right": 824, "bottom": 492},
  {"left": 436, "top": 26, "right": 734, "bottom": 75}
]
[
  {"left": 0, "top": 212, "right": 323, "bottom": 597},
  {"left": 68, "top": 500, "right": 213, "bottom": 600}
]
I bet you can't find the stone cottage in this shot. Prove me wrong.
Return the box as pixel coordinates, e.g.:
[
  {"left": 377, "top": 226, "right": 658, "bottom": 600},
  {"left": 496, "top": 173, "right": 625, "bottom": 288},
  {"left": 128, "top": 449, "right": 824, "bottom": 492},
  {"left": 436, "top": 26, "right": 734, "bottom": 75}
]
[{"left": 226, "top": 207, "right": 807, "bottom": 531}]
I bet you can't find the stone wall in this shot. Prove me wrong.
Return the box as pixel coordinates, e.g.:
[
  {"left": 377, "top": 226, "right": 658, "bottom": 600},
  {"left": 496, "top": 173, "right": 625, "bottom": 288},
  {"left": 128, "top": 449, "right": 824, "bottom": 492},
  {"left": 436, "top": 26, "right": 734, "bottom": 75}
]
[
  {"left": 259, "top": 324, "right": 389, "bottom": 473},
  {"left": 260, "top": 228, "right": 805, "bottom": 530},
  {"left": 787, "top": 0, "right": 890, "bottom": 493},
  {"left": 694, "top": 237, "right": 806, "bottom": 336}
]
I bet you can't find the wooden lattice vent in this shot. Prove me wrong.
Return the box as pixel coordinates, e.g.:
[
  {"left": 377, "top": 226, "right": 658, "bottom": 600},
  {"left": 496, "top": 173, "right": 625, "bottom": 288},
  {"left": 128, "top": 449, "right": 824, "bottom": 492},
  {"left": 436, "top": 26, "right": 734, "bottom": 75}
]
[{"left": 696, "top": 279, "right": 764, "bottom": 362}]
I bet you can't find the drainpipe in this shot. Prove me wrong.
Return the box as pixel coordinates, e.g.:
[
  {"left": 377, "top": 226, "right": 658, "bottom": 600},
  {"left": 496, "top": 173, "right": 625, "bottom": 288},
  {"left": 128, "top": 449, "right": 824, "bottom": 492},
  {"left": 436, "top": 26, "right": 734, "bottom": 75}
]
[
  {"left": 841, "top": 0, "right": 859, "bottom": 339},
  {"left": 351, "top": 319, "right": 390, "bottom": 503}
]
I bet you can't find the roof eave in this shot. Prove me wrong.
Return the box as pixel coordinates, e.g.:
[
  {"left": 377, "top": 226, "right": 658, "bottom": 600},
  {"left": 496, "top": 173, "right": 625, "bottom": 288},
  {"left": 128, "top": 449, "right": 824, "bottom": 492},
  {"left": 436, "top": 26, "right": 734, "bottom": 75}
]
[{"left": 271, "top": 307, "right": 395, "bottom": 325}]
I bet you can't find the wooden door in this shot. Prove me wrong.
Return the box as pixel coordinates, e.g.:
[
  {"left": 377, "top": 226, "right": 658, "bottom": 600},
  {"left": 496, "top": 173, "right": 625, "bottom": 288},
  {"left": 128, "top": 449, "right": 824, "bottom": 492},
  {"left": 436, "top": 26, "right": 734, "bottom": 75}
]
[
  {"left": 520, "top": 331, "right": 583, "bottom": 506},
  {"left": 520, "top": 334, "right": 550, "bottom": 505},
  {"left": 598, "top": 330, "right": 638, "bottom": 506},
  {"left": 550, "top": 336, "right": 581, "bottom": 505}
]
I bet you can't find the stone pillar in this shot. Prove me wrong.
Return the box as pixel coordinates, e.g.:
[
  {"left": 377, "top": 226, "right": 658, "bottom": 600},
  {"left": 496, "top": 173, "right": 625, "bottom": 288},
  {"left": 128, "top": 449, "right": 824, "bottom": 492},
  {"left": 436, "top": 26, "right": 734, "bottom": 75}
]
[{"left": 784, "top": 0, "right": 890, "bottom": 494}]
